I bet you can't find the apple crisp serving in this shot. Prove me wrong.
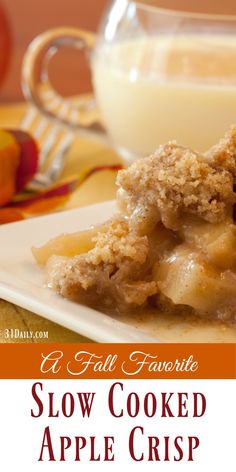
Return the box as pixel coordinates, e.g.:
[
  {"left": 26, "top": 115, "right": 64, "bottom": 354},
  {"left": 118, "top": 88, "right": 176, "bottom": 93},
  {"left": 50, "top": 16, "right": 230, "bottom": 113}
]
[{"left": 33, "top": 127, "right": 236, "bottom": 323}]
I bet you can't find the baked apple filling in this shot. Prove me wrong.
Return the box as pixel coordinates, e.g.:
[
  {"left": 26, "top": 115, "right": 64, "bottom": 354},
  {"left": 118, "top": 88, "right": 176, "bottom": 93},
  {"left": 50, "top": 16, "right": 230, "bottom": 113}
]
[{"left": 33, "top": 127, "right": 236, "bottom": 323}]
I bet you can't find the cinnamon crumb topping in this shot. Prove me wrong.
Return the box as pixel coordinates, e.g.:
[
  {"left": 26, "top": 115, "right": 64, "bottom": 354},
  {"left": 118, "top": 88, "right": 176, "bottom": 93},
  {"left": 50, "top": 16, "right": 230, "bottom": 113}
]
[{"left": 117, "top": 141, "right": 235, "bottom": 230}]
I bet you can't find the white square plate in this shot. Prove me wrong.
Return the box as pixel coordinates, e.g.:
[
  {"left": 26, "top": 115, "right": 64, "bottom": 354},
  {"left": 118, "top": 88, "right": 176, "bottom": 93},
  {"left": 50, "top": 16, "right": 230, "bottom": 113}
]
[{"left": 0, "top": 200, "right": 235, "bottom": 343}]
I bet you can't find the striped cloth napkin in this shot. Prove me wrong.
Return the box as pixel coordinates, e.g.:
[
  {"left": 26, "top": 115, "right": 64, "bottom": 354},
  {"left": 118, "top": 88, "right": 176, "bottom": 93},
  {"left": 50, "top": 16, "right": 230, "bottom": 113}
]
[{"left": 0, "top": 128, "right": 123, "bottom": 224}]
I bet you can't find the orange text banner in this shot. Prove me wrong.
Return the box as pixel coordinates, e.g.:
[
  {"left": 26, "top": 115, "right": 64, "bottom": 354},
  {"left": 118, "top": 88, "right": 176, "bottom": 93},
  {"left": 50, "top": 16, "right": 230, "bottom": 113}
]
[{"left": 0, "top": 343, "right": 235, "bottom": 379}]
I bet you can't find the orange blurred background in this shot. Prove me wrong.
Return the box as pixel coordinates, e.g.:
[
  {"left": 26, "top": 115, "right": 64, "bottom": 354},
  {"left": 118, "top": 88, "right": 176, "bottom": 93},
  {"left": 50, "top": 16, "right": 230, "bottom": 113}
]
[{"left": 1, "top": 0, "right": 236, "bottom": 103}]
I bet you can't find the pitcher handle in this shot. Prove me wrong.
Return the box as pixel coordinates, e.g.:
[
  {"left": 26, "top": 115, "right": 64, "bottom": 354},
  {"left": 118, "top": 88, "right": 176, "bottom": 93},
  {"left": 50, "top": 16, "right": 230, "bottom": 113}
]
[{"left": 21, "top": 27, "right": 108, "bottom": 144}]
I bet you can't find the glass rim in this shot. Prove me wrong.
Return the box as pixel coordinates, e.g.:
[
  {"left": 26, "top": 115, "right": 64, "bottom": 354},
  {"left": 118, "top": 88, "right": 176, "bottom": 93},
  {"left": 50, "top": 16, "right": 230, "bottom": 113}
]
[{"left": 132, "top": 1, "right": 236, "bottom": 21}]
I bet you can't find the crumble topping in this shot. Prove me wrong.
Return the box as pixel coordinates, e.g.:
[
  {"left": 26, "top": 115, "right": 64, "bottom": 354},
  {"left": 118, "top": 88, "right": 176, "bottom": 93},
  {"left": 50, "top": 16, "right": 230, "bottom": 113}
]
[
  {"left": 47, "top": 218, "right": 158, "bottom": 309},
  {"left": 205, "top": 125, "right": 236, "bottom": 179},
  {"left": 35, "top": 127, "right": 236, "bottom": 322},
  {"left": 117, "top": 142, "right": 235, "bottom": 231}
]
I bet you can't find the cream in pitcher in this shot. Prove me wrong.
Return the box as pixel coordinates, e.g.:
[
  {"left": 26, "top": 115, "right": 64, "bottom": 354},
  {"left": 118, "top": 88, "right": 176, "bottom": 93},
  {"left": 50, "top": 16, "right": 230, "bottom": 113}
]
[
  {"left": 21, "top": 1, "right": 236, "bottom": 164},
  {"left": 92, "top": 34, "right": 236, "bottom": 156}
]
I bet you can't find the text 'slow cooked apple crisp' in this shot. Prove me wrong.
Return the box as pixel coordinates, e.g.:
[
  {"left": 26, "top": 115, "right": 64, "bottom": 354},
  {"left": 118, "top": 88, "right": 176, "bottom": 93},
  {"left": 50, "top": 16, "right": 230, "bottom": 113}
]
[{"left": 33, "top": 126, "right": 236, "bottom": 323}]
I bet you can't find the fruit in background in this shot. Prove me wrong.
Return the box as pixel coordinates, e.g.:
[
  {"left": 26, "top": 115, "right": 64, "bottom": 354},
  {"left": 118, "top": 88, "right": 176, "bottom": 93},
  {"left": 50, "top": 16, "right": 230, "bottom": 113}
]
[
  {"left": 8, "top": 130, "right": 39, "bottom": 192},
  {"left": 0, "top": 3, "right": 11, "bottom": 89},
  {"left": 0, "top": 129, "right": 39, "bottom": 207},
  {"left": 0, "top": 129, "right": 20, "bottom": 206}
]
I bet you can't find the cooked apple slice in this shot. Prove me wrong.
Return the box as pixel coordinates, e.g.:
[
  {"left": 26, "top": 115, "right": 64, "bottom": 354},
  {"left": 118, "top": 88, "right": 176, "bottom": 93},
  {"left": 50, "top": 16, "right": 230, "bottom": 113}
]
[
  {"left": 179, "top": 216, "right": 232, "bottom": 247},
  {"left": 206, "top": 225, "right": 236, "bottom": 269},
  {"left": 32, "top": 223, "right": 107, "bottom": 265},
  {"left": 179, "top": 217, "right": 236, "bottom": 269},
  {"left": 154, "top": 246, "right": 236, "bottom": 316}
]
